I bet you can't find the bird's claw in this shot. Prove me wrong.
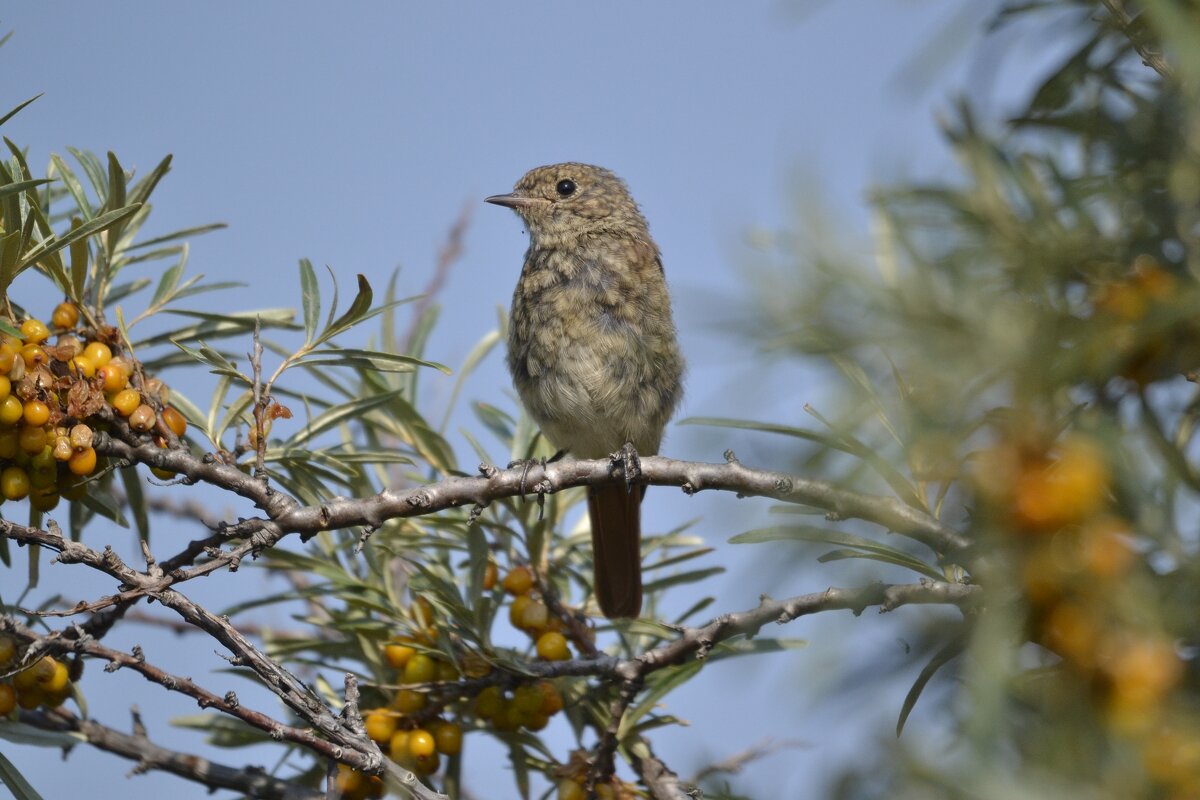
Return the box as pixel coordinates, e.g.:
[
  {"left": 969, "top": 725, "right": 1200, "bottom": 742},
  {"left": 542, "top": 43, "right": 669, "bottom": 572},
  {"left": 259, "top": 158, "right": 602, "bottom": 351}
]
[{"left": 611, "top": 441, "right": 642, "bottom": 494}]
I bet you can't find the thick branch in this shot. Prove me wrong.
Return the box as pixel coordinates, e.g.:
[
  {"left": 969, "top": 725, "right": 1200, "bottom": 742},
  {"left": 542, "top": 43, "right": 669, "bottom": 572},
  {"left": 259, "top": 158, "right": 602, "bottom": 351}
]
[{"left": 20, "top": 708, "right": 321, "bottom": 800}]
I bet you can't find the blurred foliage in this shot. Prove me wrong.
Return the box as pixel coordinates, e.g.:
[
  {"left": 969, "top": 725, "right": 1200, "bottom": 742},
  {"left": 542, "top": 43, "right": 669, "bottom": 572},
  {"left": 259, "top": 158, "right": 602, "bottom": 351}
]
[{"left": 726, "top": 1, "right": 1200, "bottom": 797}]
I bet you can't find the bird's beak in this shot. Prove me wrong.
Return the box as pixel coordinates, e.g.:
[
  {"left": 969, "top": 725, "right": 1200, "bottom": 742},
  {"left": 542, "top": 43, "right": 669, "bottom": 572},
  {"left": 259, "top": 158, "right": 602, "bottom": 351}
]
[{"left": 485, "top": 192, "right": 541, "bottom": 209}]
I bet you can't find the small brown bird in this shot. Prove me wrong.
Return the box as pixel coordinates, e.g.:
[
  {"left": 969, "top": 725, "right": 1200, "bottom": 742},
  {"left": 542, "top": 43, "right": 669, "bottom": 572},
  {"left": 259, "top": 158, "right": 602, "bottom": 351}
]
[{"left": 487, "top": 163, "right": 684, "bottom": 618}]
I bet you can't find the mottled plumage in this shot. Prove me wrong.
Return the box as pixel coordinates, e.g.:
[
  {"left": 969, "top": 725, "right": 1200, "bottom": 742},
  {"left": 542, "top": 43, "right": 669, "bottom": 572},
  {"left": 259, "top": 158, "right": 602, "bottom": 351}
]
[{"left": 487, "top": 163, "right": 684, "bottom": 618}]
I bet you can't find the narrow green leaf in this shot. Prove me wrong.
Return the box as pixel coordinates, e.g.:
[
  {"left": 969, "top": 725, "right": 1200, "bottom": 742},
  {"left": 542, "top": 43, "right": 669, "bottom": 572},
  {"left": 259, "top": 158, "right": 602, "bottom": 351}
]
[
  {"left": 69, "top": 217, "right": 88, "bottom": 300},
  {"left": 642, "top": 566, "right": 724, "bottom": 594},
  {"left": 119, "top": 222, "right": 227, "bottom": 252},
  {"left": 299, "top": 258, "right": 319, "bottom": 344},
  {"left": 126, "top": 154, "right": 172, "bottom": 207},
  {"left": 897, "top": 635, "right": 964, "bottom": 736},
  {"left": 119, "top": 466, "right": 150, "bottom": 543},
  {"left": 286, "top": 390, "right": 406, "bottom": 447},
  {"left": 17, "top": 204, "right": 143, "bottom": 271},
  {"left": 316, "top": 273, "right": 372, "bottom": 344},
  {"left": 0, "top": 93, "right": 42, "bottom": 128},
  {"left": 0, "top": 178, "right": 50, "bottom": 200},
  {"left": 48, "top": 154, "right": 93, "bottom": 220}
]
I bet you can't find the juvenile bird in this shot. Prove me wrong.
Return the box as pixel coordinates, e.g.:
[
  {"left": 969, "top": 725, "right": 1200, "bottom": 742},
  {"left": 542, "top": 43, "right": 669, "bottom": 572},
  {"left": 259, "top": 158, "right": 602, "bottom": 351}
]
[{"left": 486, "top": 163, "right": 684, "bottom": 619}]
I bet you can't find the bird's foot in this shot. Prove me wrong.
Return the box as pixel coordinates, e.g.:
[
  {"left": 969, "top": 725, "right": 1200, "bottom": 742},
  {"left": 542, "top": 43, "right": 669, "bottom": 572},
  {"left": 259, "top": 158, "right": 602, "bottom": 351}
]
[
  {"left": 506, "top": 450, "right": 566, "bottom": 519},
  {"left": 610, "top": 441, "right": 642, "bottom": 494}
]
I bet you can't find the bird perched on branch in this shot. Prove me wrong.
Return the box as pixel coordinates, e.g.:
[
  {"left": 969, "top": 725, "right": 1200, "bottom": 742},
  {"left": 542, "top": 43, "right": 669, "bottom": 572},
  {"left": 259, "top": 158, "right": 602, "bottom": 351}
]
[{"left": 486, "top": 163, "right": 684, "bottom": 619}]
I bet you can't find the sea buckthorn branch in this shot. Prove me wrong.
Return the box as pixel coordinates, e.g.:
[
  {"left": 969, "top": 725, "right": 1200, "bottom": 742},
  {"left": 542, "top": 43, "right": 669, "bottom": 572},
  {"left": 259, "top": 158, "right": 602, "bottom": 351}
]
[
  {"left": 20, "top": 706, "right": 322, "bottom": 800},
  {"left": 628, "top": 737, "right": 689, "bottom": 800}
]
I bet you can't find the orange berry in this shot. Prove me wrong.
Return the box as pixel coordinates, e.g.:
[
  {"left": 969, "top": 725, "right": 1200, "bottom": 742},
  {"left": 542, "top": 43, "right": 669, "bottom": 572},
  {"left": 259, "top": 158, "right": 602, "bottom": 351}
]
[
  {"left": 20, "top": 319, "right": 49, "bottom": 343},
  {"left": 407, "top": 729, "right": 436, "bottom": 759},
  {"left": 0, "top": 683, "right": 14, "bottom": 715},
  {"left": 513, "top": 685, "right": 543, "bottom": 715},
  {"left": 403, "top": 653, "right": 436, "bottom": 684},
  {"left": 82, "top": 341, "right": 111, "bottom": 367},
  {"left": 537, "top": 680, "right": 564, "bottom": 715},
  {"left": 162, "top": 406, "right": 187, "bottom": 437},
  {"left": 536, "top": 631, "right": 570, "bottom": 661},
  {"left": 41, "top": 659, "right": 69, "bottom": 694},
  {"left": 111, "top": 389, "right": 140, "bottom": 417},
  {"left": 503, "top": 565, "right": 535, "bottom": 595},
  {"left": 16, "top": 688, "right": 43, "bottom": 710},
  {"left": 68, "top": 446, "right": 98, "bottom": 476},
  {"left": 51, "top": 303, "right": 80, "bottom": 330},
  {"left": 432, "top": 721, "right": 462, "bottom": 755},
  {"left": 1, "top": 466, "right": 30, "bottom": 500},
  {"left": 97, "top": 364, "right": 127, "bottom": 392},
  {"left": 22, "top": 400, "right": 50, "bottom": 427},
  {"left": 482, "top": 561, "right": 499, "bottom": 590},
  {"left": 364, "top": 708, "right": 398, "bottom": 743},
  {"left": 1012, "top": 437, "right": 1109, "bottom": 532},
  {"left": 413, "top": 750, "right": 440, "bottom": 775}
]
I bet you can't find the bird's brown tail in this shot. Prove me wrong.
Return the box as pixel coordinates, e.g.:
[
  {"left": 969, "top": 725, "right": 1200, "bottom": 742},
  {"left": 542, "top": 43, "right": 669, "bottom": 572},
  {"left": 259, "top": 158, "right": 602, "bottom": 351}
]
[{"left": 588, "top": 484, "right": 644, "bottom": 619}]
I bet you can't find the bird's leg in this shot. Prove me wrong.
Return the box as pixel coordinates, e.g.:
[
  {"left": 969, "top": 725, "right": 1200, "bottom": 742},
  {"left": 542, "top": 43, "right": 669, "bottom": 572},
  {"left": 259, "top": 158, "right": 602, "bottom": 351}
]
[{"left": 611, "top": 441, "right": 642, "bottom": 494}]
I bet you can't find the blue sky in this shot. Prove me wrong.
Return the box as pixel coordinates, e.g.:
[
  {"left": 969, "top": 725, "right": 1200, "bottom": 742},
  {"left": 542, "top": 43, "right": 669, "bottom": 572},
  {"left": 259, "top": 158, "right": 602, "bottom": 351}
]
[{"left": 1, "top": 3, "right": 1050, "bottom": 798}]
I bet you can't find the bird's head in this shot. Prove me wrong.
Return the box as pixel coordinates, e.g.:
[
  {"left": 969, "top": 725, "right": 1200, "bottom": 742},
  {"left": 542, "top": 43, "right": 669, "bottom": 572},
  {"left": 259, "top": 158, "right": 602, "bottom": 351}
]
[{"left": 486, "top": 163, "right": 649, "bottom": 244}]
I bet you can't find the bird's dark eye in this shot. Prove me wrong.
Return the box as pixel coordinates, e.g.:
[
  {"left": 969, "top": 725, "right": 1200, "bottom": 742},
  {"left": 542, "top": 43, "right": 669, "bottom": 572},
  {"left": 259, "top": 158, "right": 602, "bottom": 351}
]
[{"left": 555, "top": 179, "right": 576, "bottom": 197}]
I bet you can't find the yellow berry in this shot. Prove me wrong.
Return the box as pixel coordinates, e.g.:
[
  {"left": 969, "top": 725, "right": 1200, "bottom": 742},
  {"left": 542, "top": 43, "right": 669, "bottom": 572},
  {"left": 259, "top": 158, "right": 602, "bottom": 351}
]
[
  {"left": 0, "top": 635, "right": 16, "bottom": 665},
  {"left": 30, "top": 488, "right": 60, "bottom": 512},
  {"left": 536, "top": 631, "right": 570, "bottom": 661},
  {"left": 0, "top": 430, "right": 18, "bottom": 459},
  {"left": 407, "top": 729, "right": 436, "bottom": 759},
  {"left": 51, "top": 303, "right": 80, "bottom": 330},
  {"left": 0, "top": 395, "right": 20, "bottom": 426},
  {"left": 22, "top": 400, "right": 50, "bottom": 427},
  {"left": 0, "top": 683, "right": 14, "bottom": 715},
  {"left": 432, "top": 721, "right": 462, "bottom": 755},
  {"left": 129, "top": 404, "right": 156, "bottom": 432},
  {"left": 162, "top": 406, "right": 187, "bottom": 437},
  {"left": 70, "top": 354, "right": 95, "bottom": 378},
  {"left": 595, "top": 783, "right": 616, "bottom": 800},
  {"left": 509, "top": 594, "right": 533, "bottom": 629},
  {"left": 0, "top": 375, "right": 9, "bottom": 402},
  {"left": 503, "top": 565, "right": 535, "bottom": 595},
  {"left": 389, "top": 730, "right": 412, "bottom": 763},
  {"left": 391, "top": 688, "right": 426, "bottom": 714},
  {"left": 0, "top": 344, "right": 16, "bottom": 373},
  {"left": 1, "top": 466, "right": 30, "bottom": 500},
  {"left": 364, "top": 708, "right": 398, "bottom": 743},
  {"left": 383, "top": 638, "right": 416, "bottom": 670},
  {"left": 68, "top": 446, "right": 98, "bottom": 476},
  {"left": 519, "top": 600, "right": 550, "bottom": 632},
  {"left": 20, "top": 319, "right": 49, "bottom": 343},
  {"left": 482, "top": 561, "right": 499, "bottom": 590},
  {"left": 82, "top": 341, "right": 111, "bottom": 367},
  {"left": 513, "top": 685, "right": 543, "bottom": 715},
  {"left": 20, "top": 344, "right": 47, "bottom": 369},
  {"left": 434, "top": 659, "right": 458, "bottom": 682},
  {"left": 413, "top": 750, "right": 440, "bottom": 775},
  {"left": 111, "top": 389, "right": 140, "bottom": 416},
  {"left": 558, "top": 779, "right": 587, "bottom": 800},
  {"left": 474, "top": 686, "right": 503, "bottom": 719},
  {"left": 41, "top": 658, "right": 69, "bottom": 694},
  {"left": 18, "top": 425, "right": 47, "bottom": 455},
  {"left": 403, "top": 653, "right": 436, "bottom": 684}
]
